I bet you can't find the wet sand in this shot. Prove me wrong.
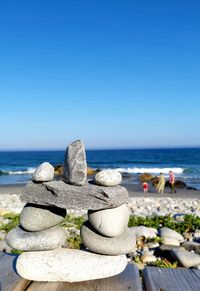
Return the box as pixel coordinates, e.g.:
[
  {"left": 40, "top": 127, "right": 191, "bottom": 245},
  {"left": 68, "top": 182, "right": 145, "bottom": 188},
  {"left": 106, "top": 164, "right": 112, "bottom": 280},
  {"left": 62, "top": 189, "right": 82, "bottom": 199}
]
[{"left": 0, "top": 183, "right": 199, "bottom": 198}]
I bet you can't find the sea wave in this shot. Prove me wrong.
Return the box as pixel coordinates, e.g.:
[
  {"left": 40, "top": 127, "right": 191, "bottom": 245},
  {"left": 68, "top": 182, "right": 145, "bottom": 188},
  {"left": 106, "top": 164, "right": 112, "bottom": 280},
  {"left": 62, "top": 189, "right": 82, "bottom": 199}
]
[
  {"left": 109, "top": 167, "right": 184, "bottom": 174},
  {"left": 0, "top": 168, "right": 35, "bottom": 175}
]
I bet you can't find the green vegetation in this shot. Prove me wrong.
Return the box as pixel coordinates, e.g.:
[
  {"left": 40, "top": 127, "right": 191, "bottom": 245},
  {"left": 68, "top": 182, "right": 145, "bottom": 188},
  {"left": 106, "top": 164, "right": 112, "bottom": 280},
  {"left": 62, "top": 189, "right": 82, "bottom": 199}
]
[
  {"left": 128, "top": 214, "right": 200, "bottom": 234},
  {"left": 0, "top": 213, "right": 20, "bottom": 232},
  {"left": 150, "top": 259, "right": 178, "bottom": 268},
  {"left": 60, "top": 215, "right": 85, "bottom": 230}
]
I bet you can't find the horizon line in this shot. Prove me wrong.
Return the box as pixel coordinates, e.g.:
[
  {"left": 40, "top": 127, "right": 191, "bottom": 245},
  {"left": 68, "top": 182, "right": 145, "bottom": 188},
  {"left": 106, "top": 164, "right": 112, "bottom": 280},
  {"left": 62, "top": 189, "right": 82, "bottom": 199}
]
[{"left": 0, "top": 145, "right": 200, "bottom": 151}]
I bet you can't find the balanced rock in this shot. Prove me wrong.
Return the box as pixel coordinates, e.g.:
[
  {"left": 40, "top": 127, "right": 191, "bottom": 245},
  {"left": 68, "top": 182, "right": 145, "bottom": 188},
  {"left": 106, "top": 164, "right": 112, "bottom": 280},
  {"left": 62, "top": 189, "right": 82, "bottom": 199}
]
[
  {"left": 21, "top": 181, "right": 129, "bottom": 210},
  {"left": 6, "top": 225, "right": 66, "bottom": 251},
  {"left": 171, "top": 248, "right": 200, "bottom": 268},
  {"left": 88, "top": 203, "right": 129, "bottom": 237},
  {"left": 94, "top": 170, "right": 122, "bottom": 187},
  {"left": 16, "top": 249, "right": 127, "bottom": 282},
  {"left": 159, "top": 227, "right": 184, "bottom": 242},
  {"left": 32, "top": 162, "right": 54, "bottom": 182},
  {"left": 80, "top": 221, "right": 135, "bottom": 255},
  {"left": 63, "top": 140, "right": 87, "bottom": 186},
  {"left": 20, "top": 203, "right": 66, "bottom": 231}
]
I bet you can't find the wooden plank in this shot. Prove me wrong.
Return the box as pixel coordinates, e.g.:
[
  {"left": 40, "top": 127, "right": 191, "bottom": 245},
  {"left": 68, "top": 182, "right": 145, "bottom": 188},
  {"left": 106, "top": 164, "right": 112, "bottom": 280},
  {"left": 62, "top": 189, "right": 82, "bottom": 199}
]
[
  {"left": 143, "top": 266, "right": 200, "bottom": 291},
  {"left": 0, "top": 251, "right": 31, "bottom": 291},
  {"left": 27, "top": 263, "right": 142, "bottom": 291}
]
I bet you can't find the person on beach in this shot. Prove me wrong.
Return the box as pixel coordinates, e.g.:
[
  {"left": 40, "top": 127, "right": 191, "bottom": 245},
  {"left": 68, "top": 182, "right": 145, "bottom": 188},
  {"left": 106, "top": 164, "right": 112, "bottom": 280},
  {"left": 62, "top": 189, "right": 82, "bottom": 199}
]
[
  {"left": 156, "top": 173, "right": 165, "bottom": 194},
  {"left": 169, "top": 170, "right": 176, "bottom": 193},
  {"left": 142, "top": 181, "right": 149, "bottom": 193}
]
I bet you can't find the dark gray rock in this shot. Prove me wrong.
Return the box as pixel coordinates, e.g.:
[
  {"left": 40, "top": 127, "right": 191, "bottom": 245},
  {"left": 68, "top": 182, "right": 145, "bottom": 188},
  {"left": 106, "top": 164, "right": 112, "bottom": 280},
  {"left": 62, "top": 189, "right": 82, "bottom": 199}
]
[
  {"left": 63, "top": 140, "right": 87, "bottom": 186},
  {"left": 21, "top": 181, "right": 129, "bottom": 210},
  {"left": 181, "top": 241, "right": 200, "bottom": 255},
  {"left": 20, "top": 203, "right": 66, "bottom": 231},
  {"left": 6, "top": 225, "right": 66, "bottom": 251},
  {"left": 80, "top": 221, "right": 135, "bottom": 255}
]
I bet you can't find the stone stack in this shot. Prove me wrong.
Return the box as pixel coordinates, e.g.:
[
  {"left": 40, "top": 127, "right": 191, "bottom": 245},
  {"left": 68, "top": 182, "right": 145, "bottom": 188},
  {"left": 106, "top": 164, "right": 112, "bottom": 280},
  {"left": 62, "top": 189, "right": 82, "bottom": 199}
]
[{"left": 6, "top": 140, "right": 135, "bottom": 282}]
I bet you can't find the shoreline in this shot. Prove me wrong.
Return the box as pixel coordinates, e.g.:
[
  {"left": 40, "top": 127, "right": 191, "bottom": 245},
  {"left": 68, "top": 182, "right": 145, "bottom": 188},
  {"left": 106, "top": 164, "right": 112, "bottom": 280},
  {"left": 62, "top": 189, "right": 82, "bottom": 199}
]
[{"left": 0, "top": 183, "right": 200, "bottom": 198}]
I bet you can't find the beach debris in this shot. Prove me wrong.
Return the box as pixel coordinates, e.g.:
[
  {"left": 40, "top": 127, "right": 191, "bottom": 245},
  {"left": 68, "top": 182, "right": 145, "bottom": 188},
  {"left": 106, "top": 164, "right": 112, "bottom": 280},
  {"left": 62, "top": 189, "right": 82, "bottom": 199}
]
[
  {"left": 63, "top": 140, "right": 87, "bottom": 186},
  {"left": 16, "top": 249, "right": 127, "bottom": 282},
  {"left": 94, "top": 169, "right": 122, "bottom": 186},
  {"left": 129, "top": 226, "right": 157, "bottom": 239},
  {"left": 32, "top": 162, "right": 54, "bottom": 182}
]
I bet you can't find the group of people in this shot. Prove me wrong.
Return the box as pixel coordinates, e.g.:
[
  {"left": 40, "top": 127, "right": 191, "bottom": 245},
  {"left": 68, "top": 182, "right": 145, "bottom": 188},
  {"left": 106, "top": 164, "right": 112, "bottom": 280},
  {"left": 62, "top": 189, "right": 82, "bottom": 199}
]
[{"left": 142, "top": 171, "right": 176, "bottom": 194}]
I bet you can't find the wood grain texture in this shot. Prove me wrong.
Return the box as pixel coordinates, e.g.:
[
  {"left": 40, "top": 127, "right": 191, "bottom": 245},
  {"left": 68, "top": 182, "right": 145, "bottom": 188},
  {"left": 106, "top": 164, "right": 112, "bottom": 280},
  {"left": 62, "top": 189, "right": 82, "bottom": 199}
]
[
  {"left": 143, "top": 266, "right": 200, "bottom": 291},
  {"left": 27, "top": 264, "right": 142, "bottom": 291},
  {"left": 0, "top": 252, "right": 30, "bottom": 291}
]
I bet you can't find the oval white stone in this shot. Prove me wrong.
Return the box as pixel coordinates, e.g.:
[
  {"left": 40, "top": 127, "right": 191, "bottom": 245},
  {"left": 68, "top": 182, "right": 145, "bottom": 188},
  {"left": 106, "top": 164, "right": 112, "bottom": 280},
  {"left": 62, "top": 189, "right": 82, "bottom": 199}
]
[
  {"left": 16, "top": 249, "right": 127, "bottom": 282},
  {"left": 162, "top": 237, "right": 180, "bottom": 246},
  {"left": 94, "top": 170, "right": 122, "bottom": 186},
  {"left": 32, "top": 162, "right": 54, "bottom": 182},
  {"left": 88, "top": 203, "right": 129, "bottom": 237},
  {"left": 159, "top": 227, "right": 184, "bottom": 242}
]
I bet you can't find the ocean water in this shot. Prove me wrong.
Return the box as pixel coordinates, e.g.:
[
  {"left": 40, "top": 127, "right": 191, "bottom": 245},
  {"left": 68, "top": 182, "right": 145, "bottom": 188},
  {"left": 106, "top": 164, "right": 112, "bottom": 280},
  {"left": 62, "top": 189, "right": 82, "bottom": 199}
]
[{"left": 0, "top": 148, "right": 200, "bottom": 189}]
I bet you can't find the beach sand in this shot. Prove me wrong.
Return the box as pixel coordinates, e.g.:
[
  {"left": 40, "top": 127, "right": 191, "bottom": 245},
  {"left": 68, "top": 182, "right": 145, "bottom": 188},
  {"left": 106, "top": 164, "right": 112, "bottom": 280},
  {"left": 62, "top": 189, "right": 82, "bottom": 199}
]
[{"left": 0, "top": 183, "right": 200, "bottom": 198}]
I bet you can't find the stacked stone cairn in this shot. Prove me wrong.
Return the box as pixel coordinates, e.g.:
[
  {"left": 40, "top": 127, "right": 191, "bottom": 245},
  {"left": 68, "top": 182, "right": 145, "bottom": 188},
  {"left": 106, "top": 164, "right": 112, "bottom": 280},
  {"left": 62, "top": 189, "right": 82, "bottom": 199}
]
[{"left": 6, "top": 140, "right": 136, "bottom": 282}]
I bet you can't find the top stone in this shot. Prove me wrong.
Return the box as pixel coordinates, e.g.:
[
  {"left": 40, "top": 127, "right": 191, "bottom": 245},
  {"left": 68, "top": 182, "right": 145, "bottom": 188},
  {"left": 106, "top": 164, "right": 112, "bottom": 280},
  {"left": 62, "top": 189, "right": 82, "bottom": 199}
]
[
  {"left": 63, "top": 140, "right": 87, "bottom": 186},
  {"left": 32, "top": 162, "right": 54, "bottom": 182}
]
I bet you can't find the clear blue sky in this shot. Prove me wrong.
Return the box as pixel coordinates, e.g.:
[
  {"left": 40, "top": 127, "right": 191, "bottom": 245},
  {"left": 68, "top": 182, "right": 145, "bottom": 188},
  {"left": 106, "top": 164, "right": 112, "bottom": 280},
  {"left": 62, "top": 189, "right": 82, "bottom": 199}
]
[{"left": 0, "top": 0, "right": 199, "bottom": 149}]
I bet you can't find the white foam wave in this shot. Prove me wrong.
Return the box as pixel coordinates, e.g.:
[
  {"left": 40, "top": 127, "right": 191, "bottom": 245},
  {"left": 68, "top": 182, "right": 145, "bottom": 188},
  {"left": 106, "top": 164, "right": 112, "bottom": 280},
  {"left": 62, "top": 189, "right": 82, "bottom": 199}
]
[
  {"left": 7, "top": 168, "right": 36, "bottom": 175},
  {"left": 110, "top": 167, "right": 184, "bottom": 174}
]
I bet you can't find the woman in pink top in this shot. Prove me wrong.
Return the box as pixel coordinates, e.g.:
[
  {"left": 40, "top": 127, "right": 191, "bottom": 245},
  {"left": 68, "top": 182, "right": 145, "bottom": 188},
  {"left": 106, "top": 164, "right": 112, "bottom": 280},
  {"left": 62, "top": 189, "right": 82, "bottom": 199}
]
[{"left": 169, "top": 171, "right": 176, "bottom": 193}]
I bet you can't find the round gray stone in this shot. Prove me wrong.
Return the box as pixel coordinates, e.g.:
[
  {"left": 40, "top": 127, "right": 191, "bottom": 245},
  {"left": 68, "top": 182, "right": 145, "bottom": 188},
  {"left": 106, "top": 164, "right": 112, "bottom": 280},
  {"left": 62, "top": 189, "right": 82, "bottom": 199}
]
[
  {"left": 171, "top": 248, "right": 200, "bottom": 268},
  {"left": 80, "top": 221, "right": 135, "bottom": 255},
  {"left": 94, "top": 170, "right": 122, "bottom": 186},
  {"left": 159, "top": 227, "right": 184, "bottom": 242},
  {"left": 16, "top": 249, "right": 127, "bottom": 282},
  {"left": 33, "top": 162, "right": 54, "bottom": 182},
  {"left": 20, "top": 203, "right": 66, "bottom": 231},
  {"left": 88, "top": 203, "right": 129, "bottom": 237},
  {"left": 6, "top": 225, "right": 66, "bottom": 251}
]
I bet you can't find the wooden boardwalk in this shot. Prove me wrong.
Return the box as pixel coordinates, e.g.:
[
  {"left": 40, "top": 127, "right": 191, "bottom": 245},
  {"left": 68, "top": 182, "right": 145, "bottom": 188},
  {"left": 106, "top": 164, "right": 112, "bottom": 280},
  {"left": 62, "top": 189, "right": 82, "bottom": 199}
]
[{"left": 1, "top": 252, "right": 200, "bottom": 291}]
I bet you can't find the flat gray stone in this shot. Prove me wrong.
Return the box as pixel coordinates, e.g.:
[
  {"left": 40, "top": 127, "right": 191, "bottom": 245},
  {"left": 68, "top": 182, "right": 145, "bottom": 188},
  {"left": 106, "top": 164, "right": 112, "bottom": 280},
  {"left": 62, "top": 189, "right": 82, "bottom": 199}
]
[
  {"left": 88, "top": 203, "right": 129, "bottom": 237},
  {"left": 171, "top": 248, "right": 200, "bottom": 268},
  {"left": 63, "top": 140, "right": 87, "bottom": 186},
  {"left": 16, "top": 249, "right": 127, "bottom": 282},
  {"left": 80, "top": 220, "right": 135, "bottom": 255},
  {"left": 21, "top": 181, "right": 129, "bottom": 210},
  {"left": 32, "top": 162, "right": 54, "bottom": 182},
  {"left": 6, "top": 225, "right": 66, "bottom": 251},
  {"left": 20, "top": 203, "right": 66, "bottom": 231},
  {"left": 94, "top": 170, "right": 122, "bottom": 186},
  {"left": 159, "top": 227, "right": 184, "bottom": 242}
]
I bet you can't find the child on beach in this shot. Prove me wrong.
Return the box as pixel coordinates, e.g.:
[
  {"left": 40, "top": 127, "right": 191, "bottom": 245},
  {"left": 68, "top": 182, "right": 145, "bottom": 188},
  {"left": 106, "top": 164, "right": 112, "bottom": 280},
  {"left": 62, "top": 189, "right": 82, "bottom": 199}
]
[{"left": 142, "top": 182, "right": 149, "bottom": 193}]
